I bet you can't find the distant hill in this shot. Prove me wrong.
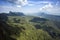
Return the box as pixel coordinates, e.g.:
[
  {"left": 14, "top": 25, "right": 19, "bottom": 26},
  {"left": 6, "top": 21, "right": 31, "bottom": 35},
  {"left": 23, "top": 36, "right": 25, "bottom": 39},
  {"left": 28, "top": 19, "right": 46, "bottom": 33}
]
[
  {"left": 0, "top": 12, "right": 60, "bottom": 40},
  {"left": 8, "top": 11, "right": 25, "bottom": 16},
  {"left": 35, "top": 12, "right": 60, "bottom": 22},
  {"left": 0, "top": 11, "right": 25, "bottom": 16}
]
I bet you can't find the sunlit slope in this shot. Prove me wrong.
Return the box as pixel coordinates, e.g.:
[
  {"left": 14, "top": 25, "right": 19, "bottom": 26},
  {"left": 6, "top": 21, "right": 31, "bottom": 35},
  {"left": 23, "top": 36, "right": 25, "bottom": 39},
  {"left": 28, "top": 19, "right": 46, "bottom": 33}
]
[
  {"left": 0, "top": 15, "right": 60, "bottom": 40},
  {"left": 5, "top": 16, "right": 60, "bottom": 40}
]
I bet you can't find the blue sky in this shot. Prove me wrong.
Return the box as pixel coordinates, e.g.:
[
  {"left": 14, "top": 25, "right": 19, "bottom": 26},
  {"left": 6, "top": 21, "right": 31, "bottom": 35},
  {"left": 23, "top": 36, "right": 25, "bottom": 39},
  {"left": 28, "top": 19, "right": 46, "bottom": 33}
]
[{"left": 0, "top": 0, "right": 60, "bottom": 15}]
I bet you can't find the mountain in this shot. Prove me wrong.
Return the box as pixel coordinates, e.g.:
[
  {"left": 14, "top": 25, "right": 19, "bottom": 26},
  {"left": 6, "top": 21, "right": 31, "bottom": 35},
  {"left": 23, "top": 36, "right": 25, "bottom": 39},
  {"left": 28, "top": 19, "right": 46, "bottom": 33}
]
[
  {"left": 35, "top": 12, "right": 60, "bottom": 22},
  {"left": 9, "top": 11, "right": 25, "bottom": 16},
  {"left": 0, "top": 11, "right": 25, "bottom": 16},
  {"left": 0, "top": 13, "right": 60, "bottom": 40}
]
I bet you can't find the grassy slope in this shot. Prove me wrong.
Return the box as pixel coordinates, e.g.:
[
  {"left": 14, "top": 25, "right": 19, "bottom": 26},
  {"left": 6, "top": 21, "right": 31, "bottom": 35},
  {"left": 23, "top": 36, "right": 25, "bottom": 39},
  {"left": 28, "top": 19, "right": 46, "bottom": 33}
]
[{"left": 6, "top": 16, "right": 60, "bottom": 40}]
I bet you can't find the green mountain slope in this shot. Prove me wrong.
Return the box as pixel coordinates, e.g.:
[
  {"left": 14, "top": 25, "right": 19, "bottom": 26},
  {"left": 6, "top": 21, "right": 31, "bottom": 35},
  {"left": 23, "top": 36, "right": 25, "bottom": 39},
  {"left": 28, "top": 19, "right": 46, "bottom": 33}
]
[{"left": 0, "top": 15, "right": 60, "bottom": 40}]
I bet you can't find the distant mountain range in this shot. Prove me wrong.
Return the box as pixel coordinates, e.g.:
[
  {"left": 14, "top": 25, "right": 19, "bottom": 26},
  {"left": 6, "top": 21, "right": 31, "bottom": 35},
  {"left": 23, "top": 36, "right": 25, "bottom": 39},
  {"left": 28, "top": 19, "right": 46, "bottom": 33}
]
[
  {"left": 35, "top": 12, "right": 60, "bottom": 22},
  {"left": 0, "top": 11, "right": 25, "bottom": 16},
  {"left": 0, "top": 11, "right": 60, "bottom": 40},
  {"left": 0, "top": 11, "right": 60, "bottom": 22}
]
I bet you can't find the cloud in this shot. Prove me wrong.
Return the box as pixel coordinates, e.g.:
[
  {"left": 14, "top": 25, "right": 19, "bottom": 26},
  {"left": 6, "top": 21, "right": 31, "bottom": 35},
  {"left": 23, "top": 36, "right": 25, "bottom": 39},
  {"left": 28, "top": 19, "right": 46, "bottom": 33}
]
[
  {"left": 0, "top": 6, "right": 22, "bottom": 13},
  {"left": 56, "top": 1, "right": 60, "bottom": 6},
  {"left": 28, "top": 1, "right": 50, "bottom": 5},
  {"left": 28, "top": 4, "right": 35, "bottom": 6},
  {"left": 0, "top": 0, "right": 60, "bottom": 15},
  {"left": 40, "top": 3, "right": 53, "bottom": 11},
  {"left": 3, "top": 0, "right": 28, "bottom": 7},
  {"left": 16, "top": 5, "right": 21, "bottom": 7},
  {"left": 39, "top": 2, "right": 60, "bottom": 14}
]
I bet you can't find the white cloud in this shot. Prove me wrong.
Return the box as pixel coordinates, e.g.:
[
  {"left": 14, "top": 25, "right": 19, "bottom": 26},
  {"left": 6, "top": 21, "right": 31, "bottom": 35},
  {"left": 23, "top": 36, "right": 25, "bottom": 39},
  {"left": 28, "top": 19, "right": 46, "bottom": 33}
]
[
  {"left": 0, "top": 0, "right": 60, "bottom": 15},
  {"left": 28, "top": 4, "right": 35, "bottom": 6},
  {"left": 16, "top": 0, "right": 28, "bottom": 6},
  {"left": 0, "top": 6, "right": 22, "bottom": 13},
  {"left": 40, "top": 3, "right": 53, "bottom": 11},
  {"left": 6, "top": 0, "right": 28, "bottom": 7},
  {"left": 16, "top": 5, "right": 21, "bottom": 7},
  {"left": 39, "top": 2, "right": 60, "bottom": 15},
  {"left": 28, "top": 1, "right": 52, "bottom": 5},
  {"left": 38, "top": 1, "right": 50, "bottom": 4}
]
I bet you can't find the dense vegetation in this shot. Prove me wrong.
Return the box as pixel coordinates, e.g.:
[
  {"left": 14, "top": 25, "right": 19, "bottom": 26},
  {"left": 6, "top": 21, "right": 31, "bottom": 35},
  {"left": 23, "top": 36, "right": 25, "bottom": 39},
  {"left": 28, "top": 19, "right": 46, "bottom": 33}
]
[{"left": 0, "top": 13, "right": 60, "bottom": 40}]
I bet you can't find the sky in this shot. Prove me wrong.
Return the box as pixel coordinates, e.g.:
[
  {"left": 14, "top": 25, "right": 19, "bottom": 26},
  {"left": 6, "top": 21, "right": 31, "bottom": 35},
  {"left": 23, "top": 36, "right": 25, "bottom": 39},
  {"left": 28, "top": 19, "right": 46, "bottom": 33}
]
[{"left": 0, "top": 0, "right": 60, "bottom": 15}]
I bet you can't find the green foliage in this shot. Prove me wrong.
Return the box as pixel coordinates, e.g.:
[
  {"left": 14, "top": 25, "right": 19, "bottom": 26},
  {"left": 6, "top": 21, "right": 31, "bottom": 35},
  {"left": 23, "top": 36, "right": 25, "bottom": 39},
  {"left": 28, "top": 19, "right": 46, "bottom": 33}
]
[{"left": 1, "top": 16, "right": 60, "bottom": 40}]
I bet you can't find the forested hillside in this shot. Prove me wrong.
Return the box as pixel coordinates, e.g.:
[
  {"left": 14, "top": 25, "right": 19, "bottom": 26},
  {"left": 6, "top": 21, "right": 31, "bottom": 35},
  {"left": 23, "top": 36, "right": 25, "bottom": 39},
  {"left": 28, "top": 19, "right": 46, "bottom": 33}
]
[{"left": 0, "top": 13, "right": 60, "bottom": 40}]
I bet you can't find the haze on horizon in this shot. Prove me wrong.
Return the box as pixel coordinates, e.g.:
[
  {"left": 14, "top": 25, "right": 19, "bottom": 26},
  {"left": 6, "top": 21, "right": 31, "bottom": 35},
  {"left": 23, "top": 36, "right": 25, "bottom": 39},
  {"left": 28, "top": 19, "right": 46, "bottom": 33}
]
[{"left": 0, "top": 0, "right": 60, "bottom": 15}]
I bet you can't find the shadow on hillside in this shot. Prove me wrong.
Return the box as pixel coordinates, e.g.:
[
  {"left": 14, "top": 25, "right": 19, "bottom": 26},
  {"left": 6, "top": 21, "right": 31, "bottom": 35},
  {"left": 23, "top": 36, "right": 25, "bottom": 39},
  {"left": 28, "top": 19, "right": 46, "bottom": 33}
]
[
  {"left": 29, "top": 17, "right": 47, "bottom": 23},
  {"left": 0, "top": 13, "right": 24, "bottom": 40},
  {"left": 34, "top": 25, "right": 41, "bottom": 29},
  {"left": 29, "top": 17, "right": 60, "bottom": 38}
]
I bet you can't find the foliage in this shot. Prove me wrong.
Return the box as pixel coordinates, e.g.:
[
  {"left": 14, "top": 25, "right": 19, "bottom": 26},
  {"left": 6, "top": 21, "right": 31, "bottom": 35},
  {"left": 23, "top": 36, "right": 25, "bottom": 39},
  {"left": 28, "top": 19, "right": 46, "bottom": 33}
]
[{"left": 0, "top": 15, "right": 60, "bottom": 40}]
